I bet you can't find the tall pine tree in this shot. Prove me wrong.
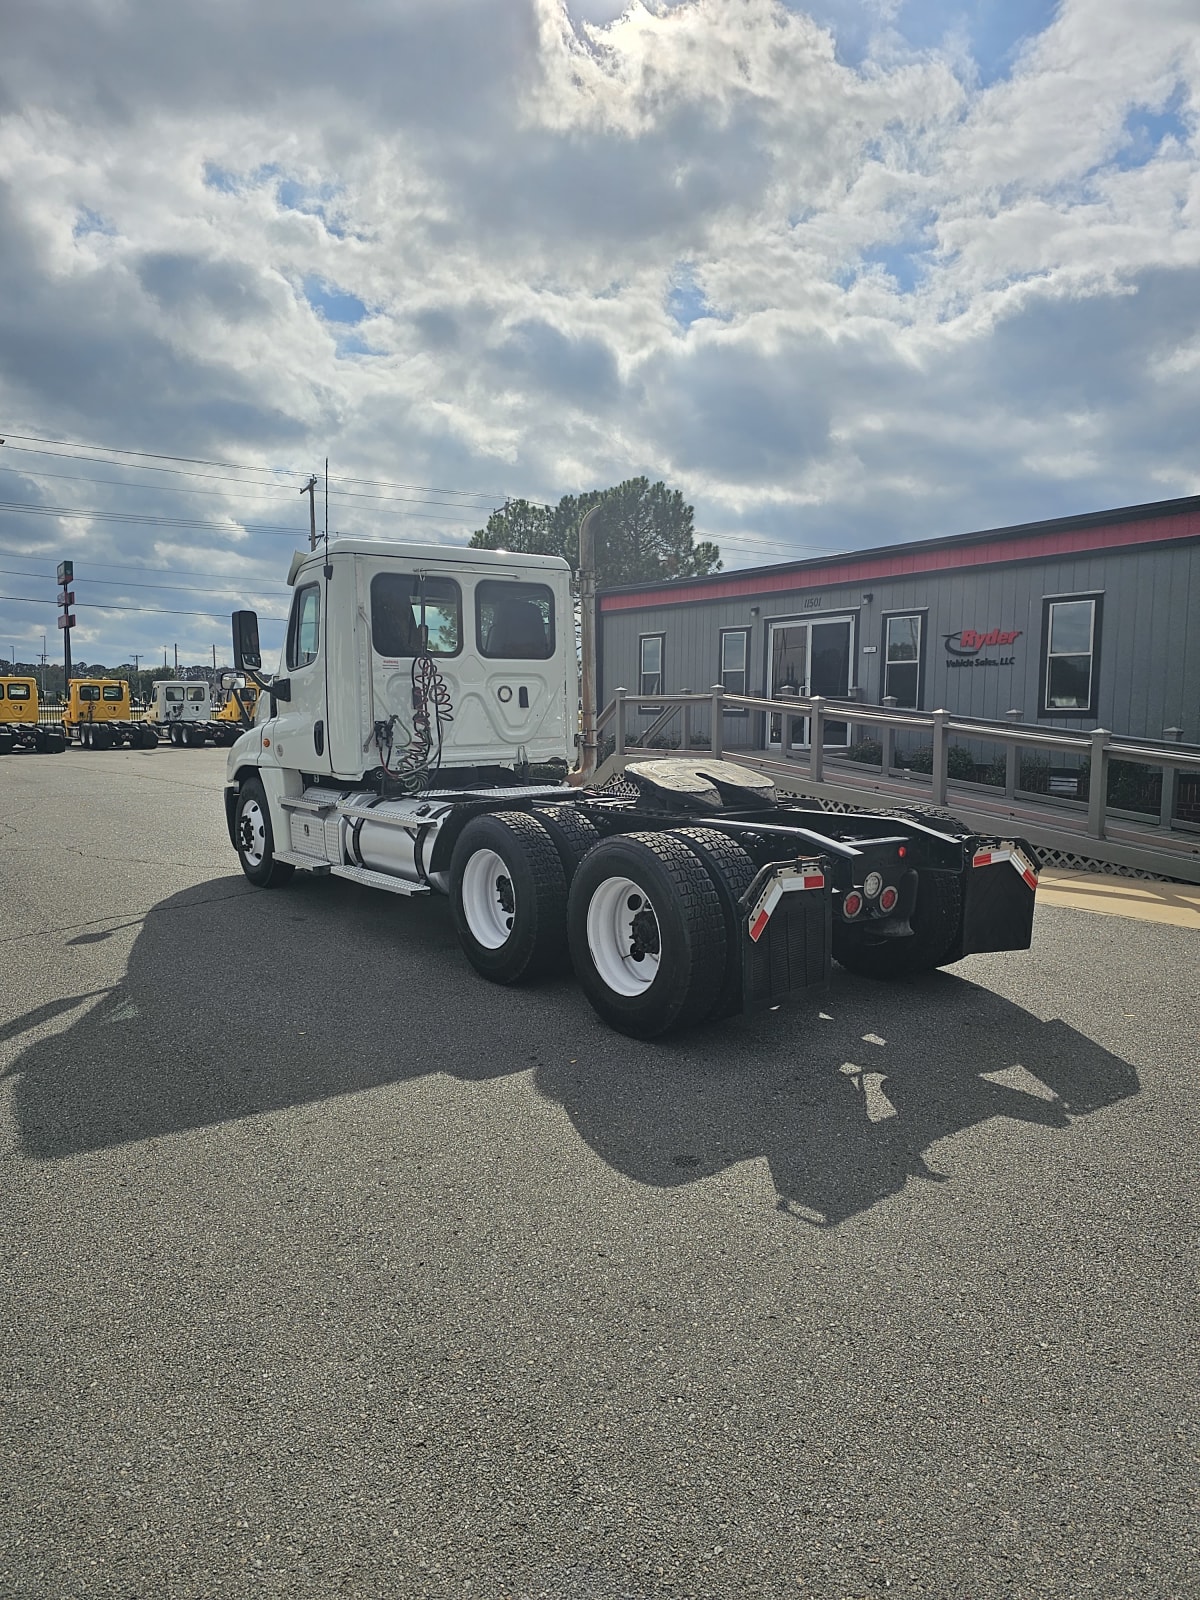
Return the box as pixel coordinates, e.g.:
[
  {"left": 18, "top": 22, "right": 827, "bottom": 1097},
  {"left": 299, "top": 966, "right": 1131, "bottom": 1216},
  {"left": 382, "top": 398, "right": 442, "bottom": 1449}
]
[{"left": 470, "top": 478, "right": 721, "bottom": 587}]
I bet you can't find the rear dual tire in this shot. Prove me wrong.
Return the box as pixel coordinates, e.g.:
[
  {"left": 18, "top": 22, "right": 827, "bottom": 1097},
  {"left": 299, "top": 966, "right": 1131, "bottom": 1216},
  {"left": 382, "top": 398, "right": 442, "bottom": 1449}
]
[
  {"left": 567, "top": 832, "right": 729, "bottom": 1039},
  {"left": 450, "top": 811, "right": 569, "bottom": 985}
]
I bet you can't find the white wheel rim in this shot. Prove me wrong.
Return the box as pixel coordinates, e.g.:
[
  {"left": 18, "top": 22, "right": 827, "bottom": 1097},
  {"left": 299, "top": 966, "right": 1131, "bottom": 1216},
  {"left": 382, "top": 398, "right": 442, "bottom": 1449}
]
[
  {"left": 461, "top": 847, "right": 516, "bottom": 949},
  {"left": 239, "top": 797, "right": 266, "bottom": 868},
  {"left": 586, "top": 875, "right": 662, "bottom": 996}
]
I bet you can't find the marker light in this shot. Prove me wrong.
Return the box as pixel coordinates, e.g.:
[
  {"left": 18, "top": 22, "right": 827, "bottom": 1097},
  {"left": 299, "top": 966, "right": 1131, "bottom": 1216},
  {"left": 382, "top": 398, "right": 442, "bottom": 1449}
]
[
  {"left": 897, "top": 846, "right": 907, "bottom": 858},
  {"left": 842, "top": 890, "right": 864, "bottom": 919},
  {"left": 879, "top": 885, "right": 899, "bottom": 913},
  {"left": 863, "top": 870, "right": 883, "bottom": 899}
]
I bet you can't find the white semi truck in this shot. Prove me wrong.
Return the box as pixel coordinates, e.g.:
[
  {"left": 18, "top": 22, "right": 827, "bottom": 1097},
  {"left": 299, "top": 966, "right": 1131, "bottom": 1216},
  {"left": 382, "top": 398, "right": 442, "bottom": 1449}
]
[
  {"left": 224, "top": 536, "right": 1039, "bottom": 1037},
  {"left": 146, "top": 680, "right": 252, "bottom": 746}
]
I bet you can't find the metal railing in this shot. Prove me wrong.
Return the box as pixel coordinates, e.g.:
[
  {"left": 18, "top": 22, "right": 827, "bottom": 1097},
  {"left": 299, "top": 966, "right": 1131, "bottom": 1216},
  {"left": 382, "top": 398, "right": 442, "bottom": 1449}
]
[{"left": 595, "top": 685, "right": 1200, "bottom": 879}]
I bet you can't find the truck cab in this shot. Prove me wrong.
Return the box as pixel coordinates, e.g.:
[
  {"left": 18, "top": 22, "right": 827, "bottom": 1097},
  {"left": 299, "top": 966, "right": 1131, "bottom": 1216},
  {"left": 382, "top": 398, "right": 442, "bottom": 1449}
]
[
  {"left": 230, "top": 538, "right": 575, "bottom": 786},
  {"left": 148, "top": 681, "right": 212, "bottom": 724},
  {"left": 64, "top": 678, "right": 157, "bottom": 749},
  {"left": 0, "top": 677, "right": 65, "bottom": 754}
]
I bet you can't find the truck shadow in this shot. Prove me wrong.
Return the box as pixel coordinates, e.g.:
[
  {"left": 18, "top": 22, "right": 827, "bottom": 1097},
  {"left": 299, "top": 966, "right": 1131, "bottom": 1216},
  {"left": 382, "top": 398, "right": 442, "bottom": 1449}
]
[
  {"left": 6, "top": 877, "right": 1139, "bottom": 1225},
  {"left": 535, "top": 983, "right": 1140, "bottom": 1226}
]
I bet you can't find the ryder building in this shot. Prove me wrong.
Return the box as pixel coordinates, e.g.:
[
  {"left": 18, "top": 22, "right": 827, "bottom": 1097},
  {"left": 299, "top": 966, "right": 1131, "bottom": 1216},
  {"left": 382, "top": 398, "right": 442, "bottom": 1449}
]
[{"left": 597, "top": 493, "right": 1200, "bottom": 751}]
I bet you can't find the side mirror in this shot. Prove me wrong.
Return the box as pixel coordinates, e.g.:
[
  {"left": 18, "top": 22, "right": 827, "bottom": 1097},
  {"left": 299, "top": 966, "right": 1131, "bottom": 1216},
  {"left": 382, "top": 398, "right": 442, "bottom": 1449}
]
[
  {"left": 232, "top": 611, "right": 261, "bottom": 672},
  {"left": 217, "top": 669, "right": 244, "bottom": 693}
]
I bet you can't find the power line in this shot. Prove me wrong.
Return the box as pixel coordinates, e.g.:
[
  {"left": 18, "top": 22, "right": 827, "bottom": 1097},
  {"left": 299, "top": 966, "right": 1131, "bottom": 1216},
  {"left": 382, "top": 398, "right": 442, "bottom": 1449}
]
[
  {"left": 0, "top": 556, "right": 290, "bottom": 584},
  {"left": 0, "top": 566, "right": 286, "bottom": 600},
  {"left": 0, "top": 498, "right": 309, "bottom": 536},
  {"left": 1, "top": 431, "right": 510, "bottom": 503},
  {"left": 0, "top": 593, "right": 287, "bottom": 622},
  {"left": 0, "top": 453, "right": 504, "bottom": 514}
]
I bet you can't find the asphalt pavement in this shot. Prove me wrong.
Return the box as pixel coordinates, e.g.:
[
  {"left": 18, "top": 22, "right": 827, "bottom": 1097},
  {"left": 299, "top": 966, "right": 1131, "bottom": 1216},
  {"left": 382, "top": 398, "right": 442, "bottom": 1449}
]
[{"left": 1, "top": 747, "right": 1196, "bottom": 1599}]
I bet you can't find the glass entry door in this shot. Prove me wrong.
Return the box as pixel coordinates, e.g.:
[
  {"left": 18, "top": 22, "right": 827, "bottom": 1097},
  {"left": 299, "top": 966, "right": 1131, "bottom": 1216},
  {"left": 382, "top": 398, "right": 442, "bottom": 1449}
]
[{"left": 768, "top": 616, "right": 854, "bottom": 749}]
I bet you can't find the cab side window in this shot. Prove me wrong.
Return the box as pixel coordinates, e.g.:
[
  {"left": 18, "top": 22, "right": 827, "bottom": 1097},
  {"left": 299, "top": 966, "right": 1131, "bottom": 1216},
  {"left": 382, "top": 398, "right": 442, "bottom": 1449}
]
[
  {"left": 287, "top": 584, "right": 322, "bottom": 670},
  {"left": 102, "top": 684, "right": 124, "bottom": 702},
  {"left": 79, "top": 685, "right": 100, "bottom": 702},
  {"left": 6, "top": 682, "right": 30, "bottom": 700}
]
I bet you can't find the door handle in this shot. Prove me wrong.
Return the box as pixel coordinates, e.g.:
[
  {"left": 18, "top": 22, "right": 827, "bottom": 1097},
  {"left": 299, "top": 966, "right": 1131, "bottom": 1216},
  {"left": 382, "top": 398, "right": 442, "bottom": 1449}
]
[{"left": 314, "top": 719, "right": 325, "bottom": 757}]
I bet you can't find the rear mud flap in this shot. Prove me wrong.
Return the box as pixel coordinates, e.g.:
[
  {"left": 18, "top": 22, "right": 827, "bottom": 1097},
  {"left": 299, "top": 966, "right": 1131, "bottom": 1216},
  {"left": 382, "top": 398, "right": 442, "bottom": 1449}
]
[
  {"left": 739, "top": 865, "right": 832, "bottom": 1012},
  {"left": 954, "top": 843, "right": 1039, "bottom": 959}
]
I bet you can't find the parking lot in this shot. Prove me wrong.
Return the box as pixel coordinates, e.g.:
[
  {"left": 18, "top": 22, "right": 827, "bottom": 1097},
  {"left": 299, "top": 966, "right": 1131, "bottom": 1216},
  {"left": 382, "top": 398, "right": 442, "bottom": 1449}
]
[{"left": 2, "top": 747, "right": 1196, "bottom": 1599}]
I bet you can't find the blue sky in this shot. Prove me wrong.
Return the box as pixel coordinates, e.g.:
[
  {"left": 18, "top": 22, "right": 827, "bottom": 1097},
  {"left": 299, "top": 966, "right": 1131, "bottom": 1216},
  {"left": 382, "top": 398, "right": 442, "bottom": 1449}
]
[{"left": 0, "top": 0, "right": 1197, "bottom": 668}]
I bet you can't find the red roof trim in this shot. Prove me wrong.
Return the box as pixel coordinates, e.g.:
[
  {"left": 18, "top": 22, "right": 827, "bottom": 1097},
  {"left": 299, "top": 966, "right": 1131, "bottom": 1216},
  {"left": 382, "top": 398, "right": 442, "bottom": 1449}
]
[{"left": 599, "top": 510, "right": 1200, "bottom": 613}]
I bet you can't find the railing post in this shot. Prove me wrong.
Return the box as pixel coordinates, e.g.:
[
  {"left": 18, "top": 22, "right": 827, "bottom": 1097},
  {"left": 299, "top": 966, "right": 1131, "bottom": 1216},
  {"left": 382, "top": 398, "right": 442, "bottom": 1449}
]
[
  {"left": 1159, "top": 761, "right": 1178, "bottom": 831},
  {"left": 931, "top": 708, "right": 949, "bottom": 805},
  {"left": 809, "top": 695, "right": 824, "bottom": 783},
  {"left": 614, "top": 686, "right": 627, "bottom": 762},
  {"left": 1087, "top": 728, "right": 1110, "bottom": 838},
  {"left": 880, "top": 697, "right": 897, "bottom": 773},
  {"left": 682, "top": 689, "right": 692, "bottom": 750},
  {"left": 710, "top": 685, "right": 724, "bottom": 758},
  {"left": 1005, "top": 710, "right": 1022, "bottom": 799},
  {"left": 780, "top": 685, "right": 798, "bottom": 760}
]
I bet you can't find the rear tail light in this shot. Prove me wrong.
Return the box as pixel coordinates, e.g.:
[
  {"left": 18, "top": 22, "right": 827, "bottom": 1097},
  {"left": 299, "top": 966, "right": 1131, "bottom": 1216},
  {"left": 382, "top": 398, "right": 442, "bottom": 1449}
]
[
  {"left": 842, "top": 890, "right": 864, "bottom": 919},
  {"left": 863, "top": 870, "right": 883, "bottom": 899},
  {"left": 879, "top": 885, "right": 899, "bottom": 913}
]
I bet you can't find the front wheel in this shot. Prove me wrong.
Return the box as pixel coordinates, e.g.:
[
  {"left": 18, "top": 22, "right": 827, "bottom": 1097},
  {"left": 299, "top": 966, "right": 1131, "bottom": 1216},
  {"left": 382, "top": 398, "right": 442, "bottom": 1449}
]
[
  {"left": 567, "top": 832, "right": 726, "bottom": 1039},
  {"left": 449, "top": 811, "right": 568, "bottom": 985},
  {"left": 234, "top": 778, "right": 295, "bottom": 888}
]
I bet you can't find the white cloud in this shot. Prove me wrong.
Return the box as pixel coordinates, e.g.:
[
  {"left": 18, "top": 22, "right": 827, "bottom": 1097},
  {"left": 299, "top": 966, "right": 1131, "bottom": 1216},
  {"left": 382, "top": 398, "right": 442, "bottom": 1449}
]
[{"left": 0, "top": 0, "right": 1197, "bottom": 663}]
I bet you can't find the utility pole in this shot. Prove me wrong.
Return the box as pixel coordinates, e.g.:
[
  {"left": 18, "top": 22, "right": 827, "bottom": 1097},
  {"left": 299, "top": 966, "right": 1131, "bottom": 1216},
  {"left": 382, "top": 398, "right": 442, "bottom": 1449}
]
[
  {"left": 302, "top": 474, "right": 318, "bottom": 550},
  {"left": 41, "top": 633, "right": 47, "bottom": 697}
]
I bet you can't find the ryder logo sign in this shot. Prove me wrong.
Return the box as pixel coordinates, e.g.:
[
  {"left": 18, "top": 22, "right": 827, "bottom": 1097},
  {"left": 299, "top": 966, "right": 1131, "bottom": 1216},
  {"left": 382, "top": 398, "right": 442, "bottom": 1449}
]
[{"left": 942, "top": 627, "right": 1021, "bottom": 670}]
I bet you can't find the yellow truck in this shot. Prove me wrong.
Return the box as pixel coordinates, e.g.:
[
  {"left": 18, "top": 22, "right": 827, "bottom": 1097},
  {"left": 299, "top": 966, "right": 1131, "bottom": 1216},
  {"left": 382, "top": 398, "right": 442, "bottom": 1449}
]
[
  {"left": 62, "top": 678, "right": 158, "bottom": 750},
  {"left": 0, "top": 677, "right": 66, "bottom": 754}
]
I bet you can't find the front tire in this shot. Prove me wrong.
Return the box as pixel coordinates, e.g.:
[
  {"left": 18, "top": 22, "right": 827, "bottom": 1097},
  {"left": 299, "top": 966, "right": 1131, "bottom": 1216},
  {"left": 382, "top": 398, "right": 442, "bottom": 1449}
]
[
  {"left": 235, "top": 778, "right": 295, "bottom": 888},
  {"left": 567, "top": 831, "right": 726, "bottom": 1039},
  {"left": 833, "top": 870, "right": 962, "bottom": 978}
]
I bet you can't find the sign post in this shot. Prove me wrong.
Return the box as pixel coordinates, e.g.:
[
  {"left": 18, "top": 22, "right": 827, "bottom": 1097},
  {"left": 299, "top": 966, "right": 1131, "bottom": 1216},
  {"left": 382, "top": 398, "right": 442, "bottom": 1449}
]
[{"left": 57, "top": 561, "right": 75, "bottom": 691}]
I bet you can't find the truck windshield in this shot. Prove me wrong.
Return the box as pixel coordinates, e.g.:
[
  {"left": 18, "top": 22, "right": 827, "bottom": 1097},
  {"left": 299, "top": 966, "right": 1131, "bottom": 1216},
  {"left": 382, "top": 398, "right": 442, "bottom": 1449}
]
[{"left": 371, "top": 574, "right": 461, "bottom": 657}]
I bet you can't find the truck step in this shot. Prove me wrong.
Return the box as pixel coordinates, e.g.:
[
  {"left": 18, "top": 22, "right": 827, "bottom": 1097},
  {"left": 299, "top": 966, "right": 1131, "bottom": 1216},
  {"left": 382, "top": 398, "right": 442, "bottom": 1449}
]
[
  {"left": 281, "top": 795, "right": 337, "bottom": 815},
  {"left": 273, "top": 850, "right": 332, "bottom": 873},
  {"left": 330, "top": 863, "right": 430, "bottom": 897}
]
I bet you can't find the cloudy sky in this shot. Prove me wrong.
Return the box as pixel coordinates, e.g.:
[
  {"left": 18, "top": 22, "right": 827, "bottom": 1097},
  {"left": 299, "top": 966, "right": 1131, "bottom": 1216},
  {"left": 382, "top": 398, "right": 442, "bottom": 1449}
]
[{"left": 0, "top": 0, "right": 1197, "bottom": 670}]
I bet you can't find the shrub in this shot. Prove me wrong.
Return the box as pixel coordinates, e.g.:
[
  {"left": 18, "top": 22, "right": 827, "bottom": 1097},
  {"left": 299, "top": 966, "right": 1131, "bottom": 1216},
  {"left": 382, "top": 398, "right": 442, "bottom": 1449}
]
[{"left": 844, "top": 738, "right": 883, "bottom": 766}]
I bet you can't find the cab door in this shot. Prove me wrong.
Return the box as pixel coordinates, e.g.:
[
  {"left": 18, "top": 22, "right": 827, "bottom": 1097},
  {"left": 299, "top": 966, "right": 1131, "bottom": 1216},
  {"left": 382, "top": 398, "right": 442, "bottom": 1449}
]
[{"left": 269, "top": 579, "right": 331, "bottom": 774}]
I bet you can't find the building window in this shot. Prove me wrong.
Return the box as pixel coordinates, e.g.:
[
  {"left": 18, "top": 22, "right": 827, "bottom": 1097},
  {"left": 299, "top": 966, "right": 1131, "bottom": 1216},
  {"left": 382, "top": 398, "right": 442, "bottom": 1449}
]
[
  {"left": 719, "top": 628, "right": 749, "bottom": 708},
  {"left": 639, "top": 634, "right": 665, "bottom": 701},
  {"left": 370, "top": 574, "right": 461, "bottom": 658},
  {"left": 476, "top": 580, "right": 555, "bottom": 659},
  {"left": 287, "top": 583, "right": 322, "bottom": 670},
  {"left": 883, "top": 613, "right": 923, "bottom": 708},
  {"left": 1042, "top": 594, "right": 1100, "bottom": 715}
]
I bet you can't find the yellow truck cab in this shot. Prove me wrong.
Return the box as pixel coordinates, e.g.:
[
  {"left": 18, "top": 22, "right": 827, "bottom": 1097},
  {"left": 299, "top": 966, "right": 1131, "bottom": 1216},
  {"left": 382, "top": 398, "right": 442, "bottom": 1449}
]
[
  {"left": 215, "top": 679, "right": 259, "bottom": 726},
  {"left": 63, "top": 678, "right": 158, "bottom": 750},
  {"left": 0, "top": 677, "right": 66, "bottom": 754}
]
